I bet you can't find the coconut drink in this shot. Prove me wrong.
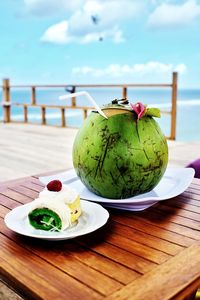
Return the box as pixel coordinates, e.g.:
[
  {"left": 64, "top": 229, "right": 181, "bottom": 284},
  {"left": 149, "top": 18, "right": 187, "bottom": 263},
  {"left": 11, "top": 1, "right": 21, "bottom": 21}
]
[{"left": 72, "top": 99, "right": 168, "bottom": 199}]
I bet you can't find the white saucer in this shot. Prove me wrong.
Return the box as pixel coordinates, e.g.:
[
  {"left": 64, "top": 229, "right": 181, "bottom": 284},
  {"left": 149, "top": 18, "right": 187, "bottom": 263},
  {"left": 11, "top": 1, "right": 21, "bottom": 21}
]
[
  {"left": 102, "top": 201, "right": 159, "bottom": 211},
  {"left": 4, "top": 200, "right": 109, "bottom": 241}
]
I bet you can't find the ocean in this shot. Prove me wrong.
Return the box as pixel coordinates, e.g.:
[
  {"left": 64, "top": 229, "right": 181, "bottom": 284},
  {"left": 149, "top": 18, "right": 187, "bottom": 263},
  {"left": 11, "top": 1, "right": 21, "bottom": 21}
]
[{"left": 0, "top": 87, "right": 200, "bottom": 141}]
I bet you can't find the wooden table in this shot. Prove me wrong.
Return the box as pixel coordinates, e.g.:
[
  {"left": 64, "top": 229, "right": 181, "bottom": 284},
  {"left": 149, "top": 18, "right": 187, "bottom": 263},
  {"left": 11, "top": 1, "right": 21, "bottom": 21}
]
[{"left": 0, "top": 173, "right": 200, "bottom": 300}]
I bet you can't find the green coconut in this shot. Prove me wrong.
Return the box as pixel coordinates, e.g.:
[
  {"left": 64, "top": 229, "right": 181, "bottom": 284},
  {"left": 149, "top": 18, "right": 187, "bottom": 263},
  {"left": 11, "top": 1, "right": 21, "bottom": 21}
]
[{"left": 72, "top": 101, "right": 168, "bottom": 199}]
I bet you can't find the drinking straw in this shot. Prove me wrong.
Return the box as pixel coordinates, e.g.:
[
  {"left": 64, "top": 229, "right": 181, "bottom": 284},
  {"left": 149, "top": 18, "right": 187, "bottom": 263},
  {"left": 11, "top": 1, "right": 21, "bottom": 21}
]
[{"left": 59, "top": 91, "right": 107, "bottom": 119}]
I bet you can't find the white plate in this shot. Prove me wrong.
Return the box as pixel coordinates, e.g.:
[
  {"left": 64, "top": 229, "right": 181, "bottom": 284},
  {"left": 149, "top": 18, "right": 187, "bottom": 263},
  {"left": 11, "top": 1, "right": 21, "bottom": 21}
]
[
  {"left": 69, "top": 168, "right": 194, "bottom": 204},
  {"left": 4, "top": 200, "right": 109, "bottom": 241},
  {"left": 40, "top": 167, "right": 194, "bottom": 205}
]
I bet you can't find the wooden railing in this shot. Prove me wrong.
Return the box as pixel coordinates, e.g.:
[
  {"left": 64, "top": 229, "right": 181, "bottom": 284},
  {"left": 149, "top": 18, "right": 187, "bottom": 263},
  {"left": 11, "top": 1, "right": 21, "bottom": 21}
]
[{"left": 1, "top": 72, "right": 178, "bottom": 140}]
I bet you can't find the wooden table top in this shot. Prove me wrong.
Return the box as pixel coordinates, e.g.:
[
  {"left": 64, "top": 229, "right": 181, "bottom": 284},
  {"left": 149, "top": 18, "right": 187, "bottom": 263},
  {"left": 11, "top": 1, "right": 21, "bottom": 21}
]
[{"left": 0, "top": 173, "right": 200, "bottom": 300}]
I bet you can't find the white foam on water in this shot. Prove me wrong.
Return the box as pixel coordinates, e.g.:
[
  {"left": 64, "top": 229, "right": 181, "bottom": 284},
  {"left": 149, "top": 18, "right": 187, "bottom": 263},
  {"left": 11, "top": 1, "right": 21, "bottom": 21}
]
[
  {"left": 149, "top": 99, "right": 200, "bottom": 109},
  {"left": 178, "top": 99, "right": 200, "bottom": 106}
]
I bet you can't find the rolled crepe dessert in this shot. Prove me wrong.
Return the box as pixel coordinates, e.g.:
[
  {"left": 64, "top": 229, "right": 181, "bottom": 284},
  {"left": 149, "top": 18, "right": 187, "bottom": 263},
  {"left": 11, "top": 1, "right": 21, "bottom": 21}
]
[
  {"left": 28, "top": 180, "right": 82, "bottom": 231},
  {"left": 28, "top": 198, "right": 71, "bottom": 231}
]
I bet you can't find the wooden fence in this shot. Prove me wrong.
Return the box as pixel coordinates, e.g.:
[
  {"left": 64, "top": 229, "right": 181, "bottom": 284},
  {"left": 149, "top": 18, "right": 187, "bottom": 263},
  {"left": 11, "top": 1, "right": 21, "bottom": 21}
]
[{"left": 1, "top": 72, "right": 178, "bottom": 140}]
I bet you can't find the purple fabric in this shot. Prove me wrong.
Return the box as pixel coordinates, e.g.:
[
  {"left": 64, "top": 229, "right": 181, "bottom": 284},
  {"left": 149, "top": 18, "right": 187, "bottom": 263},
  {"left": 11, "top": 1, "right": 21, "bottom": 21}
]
[{"left": 186, "top": 159, "right": 200, "bottom": 178}]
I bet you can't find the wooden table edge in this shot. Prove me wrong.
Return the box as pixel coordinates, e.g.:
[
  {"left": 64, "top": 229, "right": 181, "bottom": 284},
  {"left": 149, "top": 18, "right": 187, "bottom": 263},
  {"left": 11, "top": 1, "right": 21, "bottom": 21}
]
[{"left": 105, "top": 243, "right": 200, "bottom": 300}]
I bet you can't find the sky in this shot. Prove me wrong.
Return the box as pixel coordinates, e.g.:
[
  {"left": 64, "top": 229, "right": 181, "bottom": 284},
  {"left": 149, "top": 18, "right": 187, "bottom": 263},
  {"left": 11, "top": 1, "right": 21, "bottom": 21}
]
[{"left": 0, "top": 0, "right": 200, "bottom": 88}]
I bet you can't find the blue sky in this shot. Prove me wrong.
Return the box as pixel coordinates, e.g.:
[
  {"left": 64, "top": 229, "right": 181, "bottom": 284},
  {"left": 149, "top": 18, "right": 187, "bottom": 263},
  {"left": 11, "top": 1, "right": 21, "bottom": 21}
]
[{"left": 0, "top": 0, "right": 200, "bottom": 87}]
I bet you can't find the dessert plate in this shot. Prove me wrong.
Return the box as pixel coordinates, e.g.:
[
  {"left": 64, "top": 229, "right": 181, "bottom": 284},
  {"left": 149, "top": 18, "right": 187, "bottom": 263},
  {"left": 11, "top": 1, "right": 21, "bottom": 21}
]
[{"left": 4, "top": 200, "right": 109, "bottom": 241}]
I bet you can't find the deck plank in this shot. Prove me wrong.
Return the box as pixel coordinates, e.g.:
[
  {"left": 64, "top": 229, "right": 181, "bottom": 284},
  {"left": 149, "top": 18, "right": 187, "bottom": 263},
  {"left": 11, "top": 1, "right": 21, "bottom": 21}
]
[{"left": 0, "top": 123, "right": 200, "bottom": 182}]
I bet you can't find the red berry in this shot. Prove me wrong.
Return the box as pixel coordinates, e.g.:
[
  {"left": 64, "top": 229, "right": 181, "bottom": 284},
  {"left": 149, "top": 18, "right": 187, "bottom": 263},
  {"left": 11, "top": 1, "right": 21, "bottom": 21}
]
[{"left": 47, "top": 180, "right": 62, "bottom": 192}]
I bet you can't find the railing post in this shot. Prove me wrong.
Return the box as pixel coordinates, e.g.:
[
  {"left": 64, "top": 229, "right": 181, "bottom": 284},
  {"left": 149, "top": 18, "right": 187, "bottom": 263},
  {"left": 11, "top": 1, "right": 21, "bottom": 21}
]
[
  {"left": 2, "top": 78, "right": 11, "bottom": 123},
  {"left": 24, "top": 105, "right": 28, "bottom": 123},
  {"left": 41, "top": 107, "right": 46, "bottom": 125},
  {"left": 83, "top": 109, "right": 88, "bottom": 119},
  {"left": 31, "top": 86, "right": 36, "bottom": 105},
  {"left": 61, "top": 108, "right": 65, "bottom": 127},
  {"left": 171, "top": 72, "right": 178, "bottom": 140},
  {"left": 122, "top": 87, "right": 127, "bottom": 99},
  {"left": 71, "top": 86, "right": 76, "bottom": 107}
]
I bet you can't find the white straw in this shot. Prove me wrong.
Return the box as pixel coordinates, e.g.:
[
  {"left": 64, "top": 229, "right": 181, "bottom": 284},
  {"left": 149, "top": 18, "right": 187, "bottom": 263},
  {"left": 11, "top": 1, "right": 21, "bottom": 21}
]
[{"left": 59, "top": 91, "right": 107, "bottom": 119}]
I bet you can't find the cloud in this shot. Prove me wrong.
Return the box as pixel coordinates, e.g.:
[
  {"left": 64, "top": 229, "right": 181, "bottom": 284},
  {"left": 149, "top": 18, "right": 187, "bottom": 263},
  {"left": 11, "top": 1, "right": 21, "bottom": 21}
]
[
  {"left": 41, "top": 21, "right": 124, "bottom": 44},
  {"left": 23, "top": 0, "right": 83, "bottom": 16},
  {"left": 148, "top": 0, "right": 200, "bottom": 28},
  {"left": 41, "top": 21, "right": 70, "bottom": 44},
  {"left": 72, "top": 62, "right": 187, "bottom": 77},
  {"left": 40, "top": 0, "right": 143, "bottom": 44},
  {"left": 174, "top": 63, "right": 187, "bottom": 74}
]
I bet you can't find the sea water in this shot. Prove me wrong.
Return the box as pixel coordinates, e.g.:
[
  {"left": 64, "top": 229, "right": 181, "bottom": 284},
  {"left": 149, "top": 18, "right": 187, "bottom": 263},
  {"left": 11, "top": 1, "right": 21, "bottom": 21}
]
[{"left": 0, "top": 87, "right": 199, "bottom": 141}]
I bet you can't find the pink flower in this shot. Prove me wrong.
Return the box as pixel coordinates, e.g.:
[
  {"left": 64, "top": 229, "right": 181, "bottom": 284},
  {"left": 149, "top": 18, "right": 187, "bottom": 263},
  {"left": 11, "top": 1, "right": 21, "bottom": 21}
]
[{"left": 130, "top": 102, "right": 146, "bottom": 121}]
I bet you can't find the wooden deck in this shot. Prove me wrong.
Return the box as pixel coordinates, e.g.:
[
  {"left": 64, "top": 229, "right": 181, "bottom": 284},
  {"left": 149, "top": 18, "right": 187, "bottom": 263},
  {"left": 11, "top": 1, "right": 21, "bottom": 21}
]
[
  {"left": 0, "top": 123, "right": 77, "bottom": 182},
  {"left": 0, "top": 123, "right": 199, "bottom": 182}
]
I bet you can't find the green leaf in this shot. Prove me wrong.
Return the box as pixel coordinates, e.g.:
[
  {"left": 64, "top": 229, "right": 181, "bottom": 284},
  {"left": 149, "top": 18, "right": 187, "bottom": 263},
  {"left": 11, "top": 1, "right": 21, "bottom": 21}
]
[{"left": 146, "top": 107, "right": 161, "bottom": 118}]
